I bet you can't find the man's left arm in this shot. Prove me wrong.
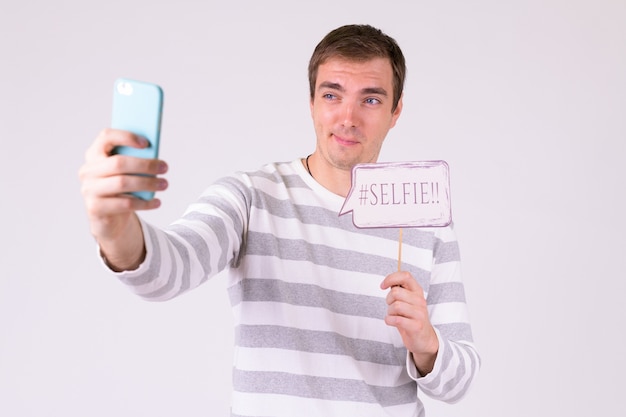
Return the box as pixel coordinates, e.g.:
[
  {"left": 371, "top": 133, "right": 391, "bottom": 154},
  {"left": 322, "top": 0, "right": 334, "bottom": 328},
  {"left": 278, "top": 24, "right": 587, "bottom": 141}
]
[{"left": 380, "top": 227, "right": 480, "bottom": 402}]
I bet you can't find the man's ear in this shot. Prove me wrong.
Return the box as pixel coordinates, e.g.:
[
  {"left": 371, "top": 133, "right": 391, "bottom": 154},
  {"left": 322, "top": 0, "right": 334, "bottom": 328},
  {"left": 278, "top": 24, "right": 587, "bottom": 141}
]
[{"left": 390, "top": 93, "right": 403, "bottom": 128}]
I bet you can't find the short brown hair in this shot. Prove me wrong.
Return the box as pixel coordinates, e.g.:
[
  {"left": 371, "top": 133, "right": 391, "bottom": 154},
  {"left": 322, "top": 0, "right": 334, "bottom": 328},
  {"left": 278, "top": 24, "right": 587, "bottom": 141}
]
[{"left": 308, "top": 24, "right": 406, "bottom": 112}]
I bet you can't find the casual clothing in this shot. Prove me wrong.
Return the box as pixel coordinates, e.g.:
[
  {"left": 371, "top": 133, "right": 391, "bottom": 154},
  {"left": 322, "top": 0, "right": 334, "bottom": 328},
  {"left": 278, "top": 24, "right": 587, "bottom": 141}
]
[{"left": 107, "top": 159, "right": 480, "bottom": 417}]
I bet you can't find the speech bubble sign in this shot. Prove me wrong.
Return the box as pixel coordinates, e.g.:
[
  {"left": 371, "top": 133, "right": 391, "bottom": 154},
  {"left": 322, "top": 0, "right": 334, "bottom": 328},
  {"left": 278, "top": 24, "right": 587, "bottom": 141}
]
[{"left": 339, "top": 160, "right": 452, "bottom": 228}]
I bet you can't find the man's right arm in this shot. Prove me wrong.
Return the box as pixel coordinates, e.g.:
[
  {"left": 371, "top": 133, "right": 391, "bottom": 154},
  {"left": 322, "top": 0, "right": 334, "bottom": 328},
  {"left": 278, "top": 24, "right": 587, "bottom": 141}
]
[{"left": 78, "top": 128, "right": 169, "bottom": 271}]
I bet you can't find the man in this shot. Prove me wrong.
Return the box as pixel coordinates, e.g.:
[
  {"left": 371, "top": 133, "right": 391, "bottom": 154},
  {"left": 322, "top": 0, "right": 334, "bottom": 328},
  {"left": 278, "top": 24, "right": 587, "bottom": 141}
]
[{"left": 79, "top": 24, "right": 480, "bottom": 417}]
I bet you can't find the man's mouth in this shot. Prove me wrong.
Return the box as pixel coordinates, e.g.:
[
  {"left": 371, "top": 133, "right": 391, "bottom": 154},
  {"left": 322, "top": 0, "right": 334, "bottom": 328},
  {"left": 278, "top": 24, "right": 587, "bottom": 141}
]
[{"left": 333, "top": 134, "right": 360, "bottom": 146}]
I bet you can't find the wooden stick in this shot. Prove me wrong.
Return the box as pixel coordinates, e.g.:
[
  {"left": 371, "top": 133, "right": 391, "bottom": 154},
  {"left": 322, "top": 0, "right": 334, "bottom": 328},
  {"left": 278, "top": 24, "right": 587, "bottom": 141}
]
[{"left": 397, "top": 228, "right": 403, "bottom": 271}]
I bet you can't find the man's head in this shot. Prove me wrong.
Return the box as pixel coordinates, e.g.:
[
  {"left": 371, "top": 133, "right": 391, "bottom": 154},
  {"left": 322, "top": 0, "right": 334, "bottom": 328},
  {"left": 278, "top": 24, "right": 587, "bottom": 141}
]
[{"left": 308, "top": 24, "right": 406, "bottom": 113}]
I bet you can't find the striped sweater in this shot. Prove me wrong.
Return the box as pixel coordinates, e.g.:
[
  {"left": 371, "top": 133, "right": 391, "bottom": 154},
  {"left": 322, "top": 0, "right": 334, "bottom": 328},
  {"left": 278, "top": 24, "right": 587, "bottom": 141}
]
[{"left": 112, "top": 159, "right": 480, "bottom": 417}]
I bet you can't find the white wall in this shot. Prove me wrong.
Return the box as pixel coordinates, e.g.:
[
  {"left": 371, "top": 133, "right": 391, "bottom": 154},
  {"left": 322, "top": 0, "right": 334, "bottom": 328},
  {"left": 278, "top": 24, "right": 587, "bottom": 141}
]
[{"left": 1, "top": 0, "right": 624, "bottom": 416}]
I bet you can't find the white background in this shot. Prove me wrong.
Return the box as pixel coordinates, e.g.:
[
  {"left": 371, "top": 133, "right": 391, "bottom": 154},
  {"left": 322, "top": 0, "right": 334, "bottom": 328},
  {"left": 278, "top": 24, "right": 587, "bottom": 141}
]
[{"left": 1, "top": 1, "right": 625, "bottom": 416}]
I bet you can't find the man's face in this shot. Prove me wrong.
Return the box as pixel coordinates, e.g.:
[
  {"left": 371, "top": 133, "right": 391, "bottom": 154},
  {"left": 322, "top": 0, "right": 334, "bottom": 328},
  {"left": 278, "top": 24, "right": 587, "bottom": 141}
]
[{"left": 310, "top": 57, "right": 402, "bottom": 172}]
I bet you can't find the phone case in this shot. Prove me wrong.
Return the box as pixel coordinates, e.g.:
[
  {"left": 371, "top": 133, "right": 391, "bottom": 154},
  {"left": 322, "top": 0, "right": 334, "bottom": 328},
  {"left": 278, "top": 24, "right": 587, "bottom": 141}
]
[{"left": 111, "top": 78, "right": 164, "bottom": 200}]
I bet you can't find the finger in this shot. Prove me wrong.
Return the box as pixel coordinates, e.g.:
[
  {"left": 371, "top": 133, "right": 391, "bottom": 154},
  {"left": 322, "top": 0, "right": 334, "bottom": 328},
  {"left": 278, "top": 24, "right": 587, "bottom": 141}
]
[
  {"left": 386, "top": 293, "right": 427, "bottom": 317},
  {"left": 80, "top": 154, "right": 168, "bottom": 181},
  {"left": 103, "top": 154, "right": 168, "bottom": 177},
  {"left": 85, "top": 194, "right": 162, "bottom": 218},
  {"left": 384, "top": 313, "right": 413, "bottom": 328},
  {"left": 384, "top": 313, "right": 431, "bottom": 338},
  {"left": 380, "top": 271, "right": 420, "bottom": 291},
  {"left": 385, "top": 285, "right": 407, "bottom": 305},
  {"left": 385, "top": 289, "right": 426, "bottom": 316},
  {"left": 82, "top": 173, "right": 168, "bottom": 199},
  {"left": 86, "top": 128, "right": 148, "bottom": 161}
]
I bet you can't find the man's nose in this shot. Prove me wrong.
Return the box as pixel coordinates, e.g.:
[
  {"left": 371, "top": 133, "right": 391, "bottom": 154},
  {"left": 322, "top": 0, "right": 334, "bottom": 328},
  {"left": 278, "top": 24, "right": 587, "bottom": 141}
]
[{"left": 341, "top": 101, "right": 358, "bottom": 128}]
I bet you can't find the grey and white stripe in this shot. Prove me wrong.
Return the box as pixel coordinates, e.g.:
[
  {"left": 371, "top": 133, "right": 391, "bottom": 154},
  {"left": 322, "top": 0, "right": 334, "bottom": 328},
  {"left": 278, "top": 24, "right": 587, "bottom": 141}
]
[{"left": 110, "top": 159, "right": 480, "bottom": 416}]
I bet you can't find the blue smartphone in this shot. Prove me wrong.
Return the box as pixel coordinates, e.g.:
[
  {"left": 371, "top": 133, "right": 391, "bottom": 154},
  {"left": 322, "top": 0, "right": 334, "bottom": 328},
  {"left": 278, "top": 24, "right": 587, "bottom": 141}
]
[{"left": 111, "top": 78, "right": 164, "bottom": 200}]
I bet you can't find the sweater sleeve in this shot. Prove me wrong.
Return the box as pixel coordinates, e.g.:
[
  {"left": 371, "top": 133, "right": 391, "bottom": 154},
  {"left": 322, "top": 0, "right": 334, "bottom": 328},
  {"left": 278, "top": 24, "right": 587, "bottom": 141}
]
[
  {"left": 406, "top": 224, "right": 481, "bottom": 403},
  {"left": 102, "top": 175, "right": 251, "bottom": 301}
]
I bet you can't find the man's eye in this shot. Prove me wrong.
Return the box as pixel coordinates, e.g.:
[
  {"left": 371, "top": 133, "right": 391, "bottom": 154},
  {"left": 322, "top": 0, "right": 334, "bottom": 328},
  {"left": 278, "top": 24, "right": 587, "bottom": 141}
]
[
  {"left": 365, "top": 97, "right": 381, "bottom": 105},
  {"left": 323, "top": 93, "right": 337, "bottom": 100}
]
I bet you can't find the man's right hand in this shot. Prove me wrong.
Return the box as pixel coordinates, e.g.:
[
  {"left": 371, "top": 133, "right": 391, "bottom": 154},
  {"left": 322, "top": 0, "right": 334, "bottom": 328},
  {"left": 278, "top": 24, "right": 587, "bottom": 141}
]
[{"left": 78, "top": 128, "right": 168, "bottom": 271}]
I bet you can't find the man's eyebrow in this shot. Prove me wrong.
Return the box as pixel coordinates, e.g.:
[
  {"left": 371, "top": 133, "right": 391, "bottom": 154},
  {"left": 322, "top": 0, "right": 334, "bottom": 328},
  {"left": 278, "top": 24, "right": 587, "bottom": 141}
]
[
  {"left": 318, "top": 81, "right": 344, "bottom": 92},
  {"left": 317, "top": 82, "right": 388, "bottom": 97},
  {"left": 361, "top": 87, "right": 388, "bottom": 96}
]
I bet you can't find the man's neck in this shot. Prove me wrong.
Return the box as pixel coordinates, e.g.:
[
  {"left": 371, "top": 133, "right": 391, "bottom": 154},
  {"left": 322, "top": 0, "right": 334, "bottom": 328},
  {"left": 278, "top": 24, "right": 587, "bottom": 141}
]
[{"left": 303, "top": 152, "right": 353, "bottom": 198}]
